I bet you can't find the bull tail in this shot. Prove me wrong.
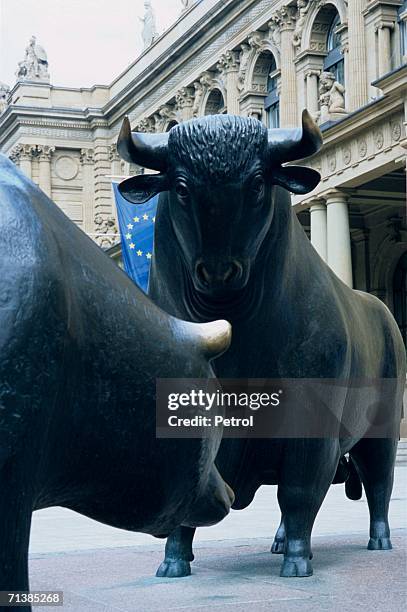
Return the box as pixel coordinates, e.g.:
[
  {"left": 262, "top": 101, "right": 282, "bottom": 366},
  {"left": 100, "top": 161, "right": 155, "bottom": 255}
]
[
  {"left": 188, "top": 319, "right": 232, "bottom": 361},
  {"left": 345, "top": 455, "right": 363, "bottom": 501}
]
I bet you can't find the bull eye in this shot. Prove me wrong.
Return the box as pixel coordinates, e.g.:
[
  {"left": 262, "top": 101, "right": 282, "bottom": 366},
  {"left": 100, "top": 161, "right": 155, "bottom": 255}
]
[
  {"left": 250, "top": 175, "right": 265, "bottom": 204},
  {"left": 175, "top": 180, "right": 190, "bottom": 204}
]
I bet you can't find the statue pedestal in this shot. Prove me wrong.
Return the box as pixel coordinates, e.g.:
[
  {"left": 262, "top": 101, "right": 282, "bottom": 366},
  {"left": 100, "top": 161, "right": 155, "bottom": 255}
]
[{"left": 320, "top": 109, "right": 348, "bottom": 124}]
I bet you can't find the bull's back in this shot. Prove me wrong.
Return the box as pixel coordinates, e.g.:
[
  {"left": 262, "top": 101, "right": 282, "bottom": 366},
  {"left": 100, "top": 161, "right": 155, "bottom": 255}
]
[
  {"left": 0, "top": 155, "right": 68, "bottom": 466},
  {"left": 342, "top": 285, "right": 406, "bottom": 379}
]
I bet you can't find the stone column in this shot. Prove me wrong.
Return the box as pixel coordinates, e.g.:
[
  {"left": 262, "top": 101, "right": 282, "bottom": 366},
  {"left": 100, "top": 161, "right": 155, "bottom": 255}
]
[
  {"left": 175, "top": 87, "right": 195, "bottom": 122},
  {"left": 309, "top": 199, "right": 327, "bottom": 262},
  {"left": 352, "top": 229, "right": 370, "bottom": 292},
  {"left": 93, "top": 137, "right": 112, "bottom": 219},
  {"left": 217, "top": 51, "right": 240, "bottom": 115},
  {"left": 19, "top": 144, "right": 34, "bottom": 179},
  {"left": 326, "top": 190, "right": 353, "bottom": 287},
  {"left": 305, "top": 70, "right": 320, "bottom": 120},
  {"left": 80, "top": 148, "right": 95, "bottom": 237},
  {"left": 38, "top": 145, "right": 55, "bottom": 198},
  {"left": 341, "top": 40, "right": 349, "bottom": 109},
  {"left": 375, "top": 21, "right": 394, "bottom": 76},
  {"left": 274, "top": 6, "right": 297, "bottom": 127},
  {"left": 347, "top": 0, "right": 368, "bottom": 110}
]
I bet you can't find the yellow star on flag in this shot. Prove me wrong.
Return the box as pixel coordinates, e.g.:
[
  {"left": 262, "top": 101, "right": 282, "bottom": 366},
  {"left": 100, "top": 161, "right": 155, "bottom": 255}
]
[
  {"left": 133, "top": 216, "right": 140, "bottom": 223},
  {"left": 152, "top": 216, "right": 156, "bottom": 223},
  {"left": 146, "top": 252, "right": 152, "bottom": 259},
  {"left": 127, "top": 223, "right": 133, "bottom": 229},
  {"left": 129, "top": 243, "right": 135, "bottom": 249},
  {"left": 142, "top": 213, "right": 149, "bottom": 221},
  {"left": 137, "top": 250, "right": 143, "bottom": 256},
  {"left": 125, "top": 233, "right": 132, "bottom": 240}
]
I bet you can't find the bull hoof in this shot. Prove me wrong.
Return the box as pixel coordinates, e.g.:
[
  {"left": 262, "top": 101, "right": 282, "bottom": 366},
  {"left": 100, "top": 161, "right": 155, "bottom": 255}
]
[
  {"left": 156, "top": 559, "right": 191, "bottom": 578},
  {"left": 367, "top": 537, "right": 392, "bottom": 551},
  {"left": 280, "top": 557, "right": 313, "bottom": 577},
  {"left": 271, "top": 540, "right": 285, "bottom": 554}
]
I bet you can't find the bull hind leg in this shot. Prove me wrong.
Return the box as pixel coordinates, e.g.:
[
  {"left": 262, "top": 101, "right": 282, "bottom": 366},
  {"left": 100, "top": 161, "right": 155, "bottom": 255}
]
[
  {"left": 156, "top": 526, "right": 196, "bottom": 578},
  {"left": 350, "top": 438, "right": 397, "bottom": 551},
  {"left": 271, "top": 455, "right": 352, "bottom": 558}
]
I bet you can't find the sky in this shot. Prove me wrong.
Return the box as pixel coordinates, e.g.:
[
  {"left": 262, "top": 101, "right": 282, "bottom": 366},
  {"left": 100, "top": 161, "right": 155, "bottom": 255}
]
[{"left": 0, "top": 0, "right": 180, "bottom": 88}]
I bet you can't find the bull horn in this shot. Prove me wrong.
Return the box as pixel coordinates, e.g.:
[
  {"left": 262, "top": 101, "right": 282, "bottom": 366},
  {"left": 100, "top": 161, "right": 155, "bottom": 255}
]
[
  {"left": 268, "top": 109, "right": 323, "bottom": 164},
  {"left": 117, "top": 116, "right": 169, "bottom": 172},
  {"left": 184, "top": 319, "right": 232, "bottom": 361}
]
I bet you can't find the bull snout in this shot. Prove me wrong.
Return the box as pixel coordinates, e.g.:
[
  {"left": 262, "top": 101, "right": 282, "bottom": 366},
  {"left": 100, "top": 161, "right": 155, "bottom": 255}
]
[
  {"left": 195, "top": 259, "right": 244, "bottom": 293},
  {"left": 183, "top": 466, "right": 235, "bottom": 528}
]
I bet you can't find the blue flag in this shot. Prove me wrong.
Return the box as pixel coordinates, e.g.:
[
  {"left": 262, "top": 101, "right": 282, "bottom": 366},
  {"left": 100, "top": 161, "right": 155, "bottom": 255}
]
[{"left": 112, "top": 182, "right": 158, "bottom": 292}]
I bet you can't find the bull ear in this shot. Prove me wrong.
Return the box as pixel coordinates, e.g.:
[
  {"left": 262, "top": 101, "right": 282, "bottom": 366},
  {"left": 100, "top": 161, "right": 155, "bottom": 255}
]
[
  {"left": 118, "top": 173, "right": 169, "bottom": 204},
  {"left": 272, "top": 165, "right": 320, "bottom": 195}
]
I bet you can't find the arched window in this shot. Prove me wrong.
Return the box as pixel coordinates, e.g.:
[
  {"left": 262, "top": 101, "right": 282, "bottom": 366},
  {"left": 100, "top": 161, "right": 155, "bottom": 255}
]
[
  {"left": 324, "top": 14, "right": 344, "bottom": 84},
  {"left": 264, "top": 55, "right": 279, "bottom": 128},
  {"left": 393, "top": 252, "right": 407, "bottom": 347},
  {"left": 204, "top": 89, "right": 225, "bottom": 115}
]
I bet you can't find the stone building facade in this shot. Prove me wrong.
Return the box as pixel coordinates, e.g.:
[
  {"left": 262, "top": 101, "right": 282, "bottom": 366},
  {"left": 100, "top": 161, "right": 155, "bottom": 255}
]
[{"left": 0, "top": 0, "right": 406, "bottom": 338}]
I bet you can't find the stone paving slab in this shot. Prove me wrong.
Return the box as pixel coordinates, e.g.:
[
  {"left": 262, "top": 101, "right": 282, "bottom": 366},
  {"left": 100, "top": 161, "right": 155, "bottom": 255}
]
[{"left": 30, "top": 531, "right": 407, "bottom": 612}]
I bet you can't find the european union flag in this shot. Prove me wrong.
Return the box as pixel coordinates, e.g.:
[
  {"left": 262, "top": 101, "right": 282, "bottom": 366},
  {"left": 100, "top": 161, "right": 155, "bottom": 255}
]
[{"left": 112, "top": 182, "right": 157, "bottom": 292}]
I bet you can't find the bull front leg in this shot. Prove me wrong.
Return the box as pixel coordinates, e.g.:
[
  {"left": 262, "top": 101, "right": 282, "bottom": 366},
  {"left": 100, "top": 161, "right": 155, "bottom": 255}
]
[
  {"left": 271, "top": 514, "right": 286, "bottom": 554},
  {"left": 156, "top": 526, "right": 196, "bottom": 578},
  {"left": 156, "top": 465, "right": 234, "bottom": 578},
  {"left": 277, "top": 439, "right": 338, "bottom": 577},
  {"left": 0, "top": 477, "right": 32, "bottom": 611},
  {"left": 271, "top": 514, "right": 314, "bottom": 559}
]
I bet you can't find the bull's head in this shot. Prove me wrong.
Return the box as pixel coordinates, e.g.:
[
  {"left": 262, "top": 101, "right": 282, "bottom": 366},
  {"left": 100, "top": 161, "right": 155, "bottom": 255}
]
[{"left": 117, "top": 111, "right": 322, "bottom": 296}]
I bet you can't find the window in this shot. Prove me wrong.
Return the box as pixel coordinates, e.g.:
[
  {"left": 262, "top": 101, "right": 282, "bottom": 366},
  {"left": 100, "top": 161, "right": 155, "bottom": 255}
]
[
  {"left": 264, "top": 56, "right": 279, "bottom": 128},
  {"left": 398, "top": 1, "right": 407, "bottom": 61},
  {"left": 324, "top": 14, "right": 344, "bottom": 85}
]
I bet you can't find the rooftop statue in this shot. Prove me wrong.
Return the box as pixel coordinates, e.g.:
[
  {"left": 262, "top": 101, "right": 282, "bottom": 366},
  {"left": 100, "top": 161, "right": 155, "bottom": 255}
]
[
  {"left": 16, "top": 35, "right": 50, "bottom": 82},
  {"left": 0, "top": 81, "right": 9, "bottom": 115},
  {"left": 140, "top": 0, "right": 159, "bottom": 50}
]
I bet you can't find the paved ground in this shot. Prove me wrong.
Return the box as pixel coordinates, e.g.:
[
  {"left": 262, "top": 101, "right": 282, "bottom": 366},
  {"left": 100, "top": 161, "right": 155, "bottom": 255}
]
[{"left": 28, "top": 463, "right": 407, "bottom": 611}]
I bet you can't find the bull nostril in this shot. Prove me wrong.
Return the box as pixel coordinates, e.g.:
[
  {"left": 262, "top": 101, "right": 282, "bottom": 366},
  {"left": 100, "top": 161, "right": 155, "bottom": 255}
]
[
  {"left": 196, "top": 262, "right": 211, "bottom": 286},
  {"left": 223, "top": 261, "right": 243, "bottom": 284}
]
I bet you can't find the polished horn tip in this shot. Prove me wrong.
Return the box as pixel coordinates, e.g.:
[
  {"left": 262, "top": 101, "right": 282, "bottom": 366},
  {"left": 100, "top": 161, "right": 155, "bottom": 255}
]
[
  {"left": 120, "top": 115, "right": 131, "bottom": 139},
  {"left": 117, "top": 115, "right": 133, "bottom": 163}
]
